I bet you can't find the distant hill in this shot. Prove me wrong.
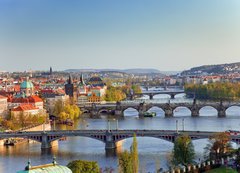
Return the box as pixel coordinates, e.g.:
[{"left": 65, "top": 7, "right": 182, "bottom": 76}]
[
  {"left": 65, "top": 68, "right": 162, "bottom": 74},
  {"left": 181, "top": 62, "right": 240, "bottom": 76}
]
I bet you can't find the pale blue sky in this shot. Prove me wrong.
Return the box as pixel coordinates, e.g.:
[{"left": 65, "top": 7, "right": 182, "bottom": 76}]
[{"left": 0, "top": 0, "right": 240, "bottom": 72}]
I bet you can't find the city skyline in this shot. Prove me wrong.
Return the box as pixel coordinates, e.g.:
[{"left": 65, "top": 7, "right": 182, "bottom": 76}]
[{"left": 1, "top": 0, "right": 240, "bottom": 72}]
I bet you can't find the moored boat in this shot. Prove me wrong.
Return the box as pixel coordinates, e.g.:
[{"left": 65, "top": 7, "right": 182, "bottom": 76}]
[{"left": 143, "top": 112, "right": 156, "bottom": 117}]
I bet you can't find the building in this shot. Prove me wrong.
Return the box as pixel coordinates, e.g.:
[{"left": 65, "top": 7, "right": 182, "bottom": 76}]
[
  {"left": 88, "top": 76, "right": 105, "bottom": 87},
  {"left": 77, "top": 74, "right": 88, "bottom": 105},
  {"left": 11, "top": 104, "right": 40, "bottom": 118},
  {"left": 17, "top": 158, "right": 72, "bottom": 173},
  {"left": 19, "top": 77, "right": 34, "bottom": 97},
  {"left": 0, "top": 95, "right": 8, "bottom": 118},
  {"left": 65, "top": 75, "right": 74, "bottom": 97},
  {"left": 8, "top": 95, "right": 44, "bottom": 110}
]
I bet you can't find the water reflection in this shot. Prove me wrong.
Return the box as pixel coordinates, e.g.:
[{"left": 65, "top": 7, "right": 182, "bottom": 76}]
[{"left": 1, "top": 93, "right": 240, "bottom": 172}]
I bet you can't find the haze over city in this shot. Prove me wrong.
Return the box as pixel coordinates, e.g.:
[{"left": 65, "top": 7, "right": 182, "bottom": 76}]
[{"left": 1, "top": 0, "right": 240, "bottom": 72}]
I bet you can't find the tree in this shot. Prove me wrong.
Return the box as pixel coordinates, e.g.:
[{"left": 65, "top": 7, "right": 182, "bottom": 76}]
[
  {"left": 67, "top": 160, "right": 100, "bottom": 173},
  {"left": 131, "top": 133, "right": 139, "bottom": 173},
  {"left": 118, "top": 150, "right": 133, "bottom": 173},
  {"left": 53, "top": 100, "right": 81, "bottom": 121},
  {"left": 172, "top": 134, "right": 195, "bottom": 166},
  {"left": 204, "top": 132, "right": 232, "bottom": 160}
]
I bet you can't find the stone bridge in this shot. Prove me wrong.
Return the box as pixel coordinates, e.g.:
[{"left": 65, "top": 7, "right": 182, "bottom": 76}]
[
  {"left": 80, "top": 101, "right": 240, "bottom": 118},
  {"left": 128, "top": 90, "right": 185, "bottom": 100},
  {"left": 1, "top": 130, "right": 240, "bottom": 151}
]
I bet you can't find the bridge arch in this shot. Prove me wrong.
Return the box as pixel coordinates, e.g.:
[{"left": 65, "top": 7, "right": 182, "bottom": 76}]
[
  {"left": 173, "top": 106, "right": 191, "bottom": 117},
  {"left": 146, "top": 106, "right": 165, "bottom": 117},
  {"left": 123, "top": 107, "right": 139, "bottom": 116},
  {"left": 114, "top": 135, "right": 175, "bottom": 144},
  {"left": 153, "top": 94, "right": 171, "bottom": 99},
  {"left": 174, "top": 93, "right": 186, "bottom": 98},
  {"left": 98, "top": 107, "right": 113, "bottom": 114},
  {"left": 199, "top": 106, "right": 218, "bottom": 116},
  {"left": 140, "top": 94, "right": 150, "bottom": 99},
  {"left": 48, "top": 135, "right": 106, "bottom": 144},
  {"left": 226, "top": 105, "right": 240, "bottom": 116}
]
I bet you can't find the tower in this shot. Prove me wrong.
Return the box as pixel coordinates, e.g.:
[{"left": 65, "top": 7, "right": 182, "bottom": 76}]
[
  {"left": 50, "top": 67, "right": 53, "bottom": 75},
  {"left": 65, "top": 74, "right": 74, "bottom": 97}
]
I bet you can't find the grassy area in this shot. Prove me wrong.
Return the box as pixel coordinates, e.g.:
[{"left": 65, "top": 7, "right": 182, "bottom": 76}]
[{"left": 205, "top": 166, "right": 237, "bottom": 173}]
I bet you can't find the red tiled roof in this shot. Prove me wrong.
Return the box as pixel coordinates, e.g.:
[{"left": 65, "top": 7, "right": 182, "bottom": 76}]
[
  {"left": 0, "top": 95, "right": 7, "bottom": 99},
  {"left": 11, "top": 96, "right": 43, "bottom": 103},
  {"left": 28, "top": 95, "right": 43, "bottom": 102},
  {"left": 13, "top": 85, "right": 21, "bottom": 92},
  {"left": 12, "top": 104, "right": 38, "bottom": 111}
]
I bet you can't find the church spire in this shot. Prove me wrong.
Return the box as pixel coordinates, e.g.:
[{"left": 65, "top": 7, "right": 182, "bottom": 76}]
[
  {"left": 80, "top": 73, "right": 85, "bottom": 85},
  {"left": 50, "top": 67, "right": 52, "bottom": 75},
  {"left": 68, "top": 74, "right": 73, "bottom": 84}
]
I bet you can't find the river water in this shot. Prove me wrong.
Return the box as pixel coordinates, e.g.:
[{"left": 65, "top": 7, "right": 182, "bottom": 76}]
[{"left": 1, "top": 93, "right": 240, "bottom": 173}]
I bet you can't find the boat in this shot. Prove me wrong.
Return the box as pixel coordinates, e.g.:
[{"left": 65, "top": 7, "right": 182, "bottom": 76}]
[{"left": 143, "top": 112, "right": 157, "bottom": 117}]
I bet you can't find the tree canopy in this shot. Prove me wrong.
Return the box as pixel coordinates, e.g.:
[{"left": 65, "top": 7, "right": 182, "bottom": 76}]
[
  {"left": 204, "top": 132, "right": 232, "bottom": 160},
  {"left": 67, "top": 160, "right": 100, "bottom": 173},
  {"left": 172, "top": 134, "right": 195, "bottom": 166},
  {"left": 53, "top": 100, "right": 81, "bottom": 121},
  {"left": 185, "top": 82, "right": 240, "bottom": 101}
]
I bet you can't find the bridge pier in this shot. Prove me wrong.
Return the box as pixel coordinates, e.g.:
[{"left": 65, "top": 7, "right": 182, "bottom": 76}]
[
  {"left": 191, "top": 109, "right": 199, "bottom": 117},
  {"left": 164, "top": 104, "right": 173, "bottom": 117},
  {"left": 105, "top": 131, "right": 116, "bottom": 150},
  {"left": 41, "top": 134, "right": 52, "bottom": 149},
  {"left": 218, "top": 102, "right": 226, "bottom": 118},
  {"left": 218, "top": 109, "right": 226, "bottom": 118},
  {"left": 191, "top": 104, "right": 199, "bottom": 117},
  {"left": 149, "top": 94, "right": 154, "bottom": 100},
  {"left": 115, "top": 102, "right": 123, "bottom": 117},
  {"left": 90, "top": 110, "right": 100, "bottom": 118},
  {"left": 115, "top": 110, "right": 123, "bottom": 117},
  {"left": 164, "top": 109, "right": 173, "bottom": 117},
  {"left": 138, "top": 102, "right": 147, "bottom": 117},
  {"left": 105, "top": 131, "right": 116, "bottom": 156}
]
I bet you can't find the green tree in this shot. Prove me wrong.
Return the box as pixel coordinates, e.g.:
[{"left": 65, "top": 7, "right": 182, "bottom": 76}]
[
  {"left": 131, "top": 85, "right": 142, "bottom": 94},
  {"left": 54, "top": 100, "right": 81, "bottom": 121},
  {"left": 131, "top": 133, "right": 139, "bottom": 173},
  {"left": 67, "top": 160, "right": 100, "bottom": 173},
  {"left": 53, "top": 100, "right": 64, "bottom": 116},
  {"left": 118, "top": 150, "right": 133, "bottom": 173},
  {"left": 172, "top": 134, "right": 195, "bottom": 166},
  {"left": 104, "top": 86, "right": 126, "bottom": 101}
]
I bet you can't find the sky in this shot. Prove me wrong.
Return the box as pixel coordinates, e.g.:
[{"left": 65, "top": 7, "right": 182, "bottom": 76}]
[{"left": 0, "top": 0, "right": 240, "bottom": 72}]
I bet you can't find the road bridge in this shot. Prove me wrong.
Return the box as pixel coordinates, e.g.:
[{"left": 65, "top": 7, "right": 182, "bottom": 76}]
[
  {"left": 1, "top": 130, "right": 240, "bottom": 151},
  {"left": 80, "top": 101, "right": 240, "bottom": 118}
]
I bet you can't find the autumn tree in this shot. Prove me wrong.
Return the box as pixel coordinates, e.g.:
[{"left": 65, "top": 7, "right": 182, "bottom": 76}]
[
  {"left": 204, "top": 132, "right": 232, "bottom": 160},
  {"left": 131, "top": 133, "right": 139, "bottom": 173}
]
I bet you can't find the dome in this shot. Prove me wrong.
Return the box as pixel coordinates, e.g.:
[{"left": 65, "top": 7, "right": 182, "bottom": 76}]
[
  {"left": 20, "top": 81, "right": 34, "bottom": 89},
  {"left": 89, "top": 76, "right": 103, "bottom": 82},
  {"left": 17, "top": 164, "right": 72, "bottom": 173}
]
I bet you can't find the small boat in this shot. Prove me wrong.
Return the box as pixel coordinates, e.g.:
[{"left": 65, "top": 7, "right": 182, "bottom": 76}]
[{"left": 143, "top": 112, "right": 157, "bottom": 117}]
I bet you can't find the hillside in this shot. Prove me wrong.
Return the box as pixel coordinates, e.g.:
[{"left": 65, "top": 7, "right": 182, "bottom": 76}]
[
  {"left": 65, "top": 68, "right": 162, "bottom": 74},
  {"left": 181, "top": 62, "right": 240, "bottom": 76}
]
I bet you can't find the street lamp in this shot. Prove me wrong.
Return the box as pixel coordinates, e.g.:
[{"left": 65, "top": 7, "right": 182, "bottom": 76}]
[
  {"left": 176, "top": 120, "right": 178, "bottom": 133},
  {"left": 107, "top": 120, "right": 110, "bottom": 132},
  {"left": 182, "top": 118, "right": 185, "bottom": 131}
]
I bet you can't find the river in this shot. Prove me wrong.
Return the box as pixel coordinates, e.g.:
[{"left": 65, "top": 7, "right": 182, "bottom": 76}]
[{"left": 1, "top": 93, "right": 240, "bottom": 173}]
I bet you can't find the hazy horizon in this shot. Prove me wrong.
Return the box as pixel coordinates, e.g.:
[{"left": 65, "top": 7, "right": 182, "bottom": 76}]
[{"left": 1, "top": 0, "right": 240, "bottom": 72}]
